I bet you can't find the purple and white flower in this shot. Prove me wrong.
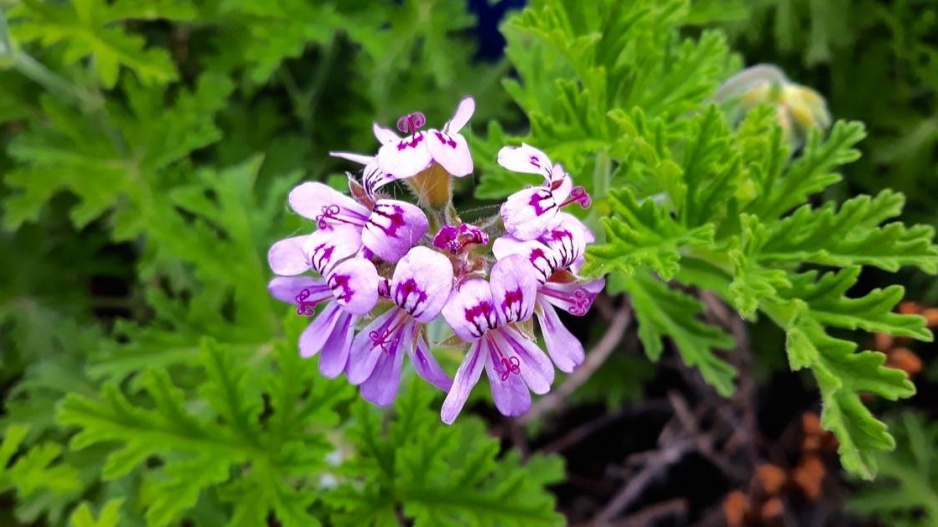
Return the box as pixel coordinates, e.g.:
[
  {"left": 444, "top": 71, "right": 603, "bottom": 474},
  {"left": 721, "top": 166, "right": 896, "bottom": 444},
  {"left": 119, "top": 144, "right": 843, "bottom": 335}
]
[
  {"left": 347, "top": 246, "right": 455, "bottom": 405},
  {"left": 285, "top": 181, "right": 429, "bottom": 263},
  {"left": 498, "top": 144, "right": 591, "bottom": 240},
  {"left": 267, "top": 257, "right": 379, "bottom": 378},
  {"left": 493, "top": 213, "right": 604, "bottom": 372},
  {"left": 330, "top": 98, "right": 476, "bottom": 196},
  {"left": 440, "top": 255, "right": 556, "bottom": 424}
]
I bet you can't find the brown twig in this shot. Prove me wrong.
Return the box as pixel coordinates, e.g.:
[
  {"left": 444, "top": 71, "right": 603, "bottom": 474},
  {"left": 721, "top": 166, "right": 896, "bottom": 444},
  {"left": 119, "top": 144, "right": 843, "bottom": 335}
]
[
  {"left": 520, "top": 303, "right": 633, "bottom": 425},
  {"left": 591, "top": 439, "right": 697, "bottom": 526}
]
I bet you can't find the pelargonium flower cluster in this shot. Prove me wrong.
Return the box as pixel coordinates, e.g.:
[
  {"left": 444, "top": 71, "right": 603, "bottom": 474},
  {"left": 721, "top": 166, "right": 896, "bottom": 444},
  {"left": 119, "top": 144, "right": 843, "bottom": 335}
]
[{"left": 267, "top": 97, "right": 604, "bottom": 423}]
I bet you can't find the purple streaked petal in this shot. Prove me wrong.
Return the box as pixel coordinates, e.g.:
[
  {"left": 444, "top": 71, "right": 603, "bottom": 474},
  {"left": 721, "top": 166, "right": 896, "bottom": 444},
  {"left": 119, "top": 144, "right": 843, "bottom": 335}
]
[
  {"left": 302, "top": 224, "right": 363, "bottom": 275},
  {"left": 446, "top": 97, "right": 475, "bottom": 134},
  {"left": 411, "top": 331, "right": 453, "bottom": 392},
  {"left": 483, "top": 337, "right": 532, "bottom": 417},
  {"left": 329, "top": 151, "right": 373, "bottom": 165},
  {"left": 359, "top": 331, "right": 407, "bottom": 407},
  {"left": 347, "top": 308, "right": 404, "bottom": 384},
  {"left": 539, "top": 278, "right": 604, "bottom": 316},
  {"left": 327, "top": 258, "right": 379, "bottom": 315},
  {"left": 537, "top": 212, "right": 590, "bottom": 271},
  {"left": 376, "top": 134, "right": 432, "bottom": 178},
  {"left": 319, "top": 310, "right": 355, "bottom": 378},
  {"left": 496, "top": 327, "right": 554, "bottom": 395},
  {"left": 299, "top": 302, "right": 342, "bottom": 358},
  {"left": 535, "top": 298, "right": 584, "bottom": 374},
  {"left": 268, "top": 276, "right": 330, "bottom": 305},
  {"left": 497, "top": 143, "right": 552, "bottom": 178},
  {"left": 492, "top": 235, "right": 553, "bottom": 284},
  {"left": 391, "top": 246, "right": 454, "bottom": 322},
  {"left": 362, "top": 200, "right": 429, "bottom": 263},
  {"left": 490, "top": 255, "right": 537, "bottom": 323},
  {"left": 442, "top": 279, "right": 500, "bottom": 341},
  {"left": 551, "top": 172, "right": 574, "bottom": 203},
  {"left": 441, "top": 339, "right": 487, "bottom": 424},
  {"left": 428, "top": 131, "right": 473, "bottom": 177},
  {"left": 288, "top": 182, "right": 370, "bottom": 223},
  {"left": 373, "top": 122, "right": 400, "bottom": 144},
  {"left": 363, "top": 159, "right": 398, "bottom": 196},
  {"left": 500, "top": 186, "right": 558, "bottom": 241},
  {"left": 268, "top": 235, "right": 311, "bottom": 275}
]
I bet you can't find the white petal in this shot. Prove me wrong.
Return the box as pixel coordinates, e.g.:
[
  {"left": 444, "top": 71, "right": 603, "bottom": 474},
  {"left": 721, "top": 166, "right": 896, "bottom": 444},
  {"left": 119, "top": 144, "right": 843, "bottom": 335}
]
[
  {"left": 496, "top": 143, "right": 552, "bottom": 178},
  {"left": 330, "top": 151, "right": 374, "bottom": 165},
  {"left": 489, "top": 255, "right": 538, "bottom": 323},
  {"left": 376, "top": 134, "right": 432, "bottom": 179},
  {"left": 302, "top": 224, "right": 363, "bottom": 275},
  {"left": 327, "top": 258, "right": 380, "bottom": 315},
  {"left": 442, "top": 279, "right": 499, "bottom": 341},
  {"left": 428, "top": 131, "right": 473, "bottom": 177},
  {"left": 268, "top": 235, "right": 310, "bottom": 275},
  {"left": 390, "top": 246, "right": 454, "bottom": 322},
  {"left": 446, "top": 97, "right": 475, "bottom": 134},
  {"left": 362, "top": 200, "right": 429, "bottom": 263},
  {"left": 500, "top": 186, "right": 558, "bottom": 241},
  {"left": 373, "top": 123, "right": 400, "bottom": 144},
  {"left": 288, "top": 182, "right": 369, "bottom": 222}
]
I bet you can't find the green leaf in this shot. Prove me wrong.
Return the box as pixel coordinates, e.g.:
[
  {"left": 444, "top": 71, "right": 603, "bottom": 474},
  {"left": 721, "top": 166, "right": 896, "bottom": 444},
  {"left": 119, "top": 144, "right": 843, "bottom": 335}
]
[
  {"left": 849, "top": 413, "right": 938, "bottom": 526},
  {"left": 69, "top": 499, "right": 125, "bottom": 527},
  {"left": 582, "top": 188, "right": 714, "bottom": 280},
  {"left": 10, "top": 0, "right": 184, "bottom": 88},
  {"left": 760, "top": 191, "right": 938, "bottom": 273},
  {"left": 332, "top": 380, "right": 565, "bottom": 527},
  {"left": 625, "top": 272, "right": 736, "bottom": 395}
]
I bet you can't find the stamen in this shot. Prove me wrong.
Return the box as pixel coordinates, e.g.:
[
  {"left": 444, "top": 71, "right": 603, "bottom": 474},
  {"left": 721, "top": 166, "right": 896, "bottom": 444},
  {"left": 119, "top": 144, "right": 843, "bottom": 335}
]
[
  {"left": 315, "top": 204, "right": 366, "bottom": 230},
  {"left": 490, "top": 337, "right": 521, "bottom": 381},
  {"left": 396, "top": 112, "right": 427, "bottom": 135},
  {"left": 295, "top": 288, "right": 318, "bottom": 316},
  {"left": 369, "top": 310, "right": 408, "bottom": 353},
  {"left": 559, "top": 186, "right": 592, "bottom": 209}
]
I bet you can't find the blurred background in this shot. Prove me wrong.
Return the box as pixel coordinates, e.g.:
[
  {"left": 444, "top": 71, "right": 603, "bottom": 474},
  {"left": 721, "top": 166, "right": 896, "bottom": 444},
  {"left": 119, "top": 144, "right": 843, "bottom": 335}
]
[{"left": 1, "top": 1, "right": 937, "bottom": 526}]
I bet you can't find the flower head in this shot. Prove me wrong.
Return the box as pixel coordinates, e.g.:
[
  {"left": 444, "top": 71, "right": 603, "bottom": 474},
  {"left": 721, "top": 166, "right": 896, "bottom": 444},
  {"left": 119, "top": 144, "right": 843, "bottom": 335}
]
[{"left": 268, "top": 97, "right": 607, "bottom": 422}]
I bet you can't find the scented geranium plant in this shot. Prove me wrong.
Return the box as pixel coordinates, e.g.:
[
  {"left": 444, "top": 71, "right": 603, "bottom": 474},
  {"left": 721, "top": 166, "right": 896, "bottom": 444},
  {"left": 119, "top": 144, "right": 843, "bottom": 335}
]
[{"left": 267, "top": 98, "right": 603, "bottom": 421}]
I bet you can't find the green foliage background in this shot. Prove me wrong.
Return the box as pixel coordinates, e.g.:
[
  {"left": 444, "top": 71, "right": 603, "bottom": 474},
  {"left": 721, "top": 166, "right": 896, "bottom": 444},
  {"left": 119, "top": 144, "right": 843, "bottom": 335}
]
[{"left": 0, "top": 0, "right": 936, "bottom": 525}]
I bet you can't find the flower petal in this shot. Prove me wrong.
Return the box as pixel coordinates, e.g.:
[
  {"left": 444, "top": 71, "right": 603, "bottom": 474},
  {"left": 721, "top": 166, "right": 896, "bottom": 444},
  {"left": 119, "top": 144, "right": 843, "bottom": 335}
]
[
  {"left": 500, "top": 186, "right": 558, "bottom": 241},
  {"left": 490, "top": 255, "right": 538, "bottom": 323},
  {"left": 411, "top": 331, "right": 453, "bottom": 392},
  {"left": 535, "top": 298, "right": 584, "bottom": 373},
  {"left": 492, "top": 235, "right": 554, "bottom": 284},
  {"left": 497, "top": 143, "right": 552, "bottom": 178},
  {"left": 483, "top": 337, "right": 532, "bottom": 417},
  {"left": 319, "top": 310, "right": 356, "bottom": 378},
  {"left": 363, "top": 159, "right": 398, "bottom": 196},
  {"left": 442, "top": 279, "right": 500, "bottom": 341},
  {"left": 302, "top": 224, "right": 363, "bottom": 275},
  {"left": 327, "top": 258, "right": 379, "bottom": 315},
  {"left": 362, "top": 200, "right": 429, "bottom": 263},
  {"left": 446, "top": 97, "right": 475, "bottom": 134},
  {"left": 373, "top": 122, "right": 400, "bottom": 144},
  {"left": 496, "top": 327, "right": 554, "bottom": 395},
  {"left": 536, "top": 212, "right": 589, "bottom": 271},
  {"left": 329, "top": 151, "right": 373, "bottom": 165},
  {"left": 299, "top": 302, "right": 342, "bottom": 358},
  {"left": 427, "top": 131, "right": 473, "bottom": 177},
  {"left": 360, "top": 332, "right": 407, "bottom": 407},
  {"left": 376, "top": 133, "right": 432, "bottom": 178},
  {"left": 288, "top": 182, "right": 370, "bottom": 223},
  {"left": 268, "top": 276, "right": 330, "bottom": 306},
  {"left": 539, "top": 278, "right": 604, "bottom": 316},
  {"left": 441, "top": 339, "right": 487, "bottom": 424},
  {"left": 391, "top": 246, "right": 454, "bottom": 322},
  {"left": 268, "top": 235, "right": 310, "bottom": 275},
  {"left": 347, "top": 308, "right": 403, "bottom": 384}
]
